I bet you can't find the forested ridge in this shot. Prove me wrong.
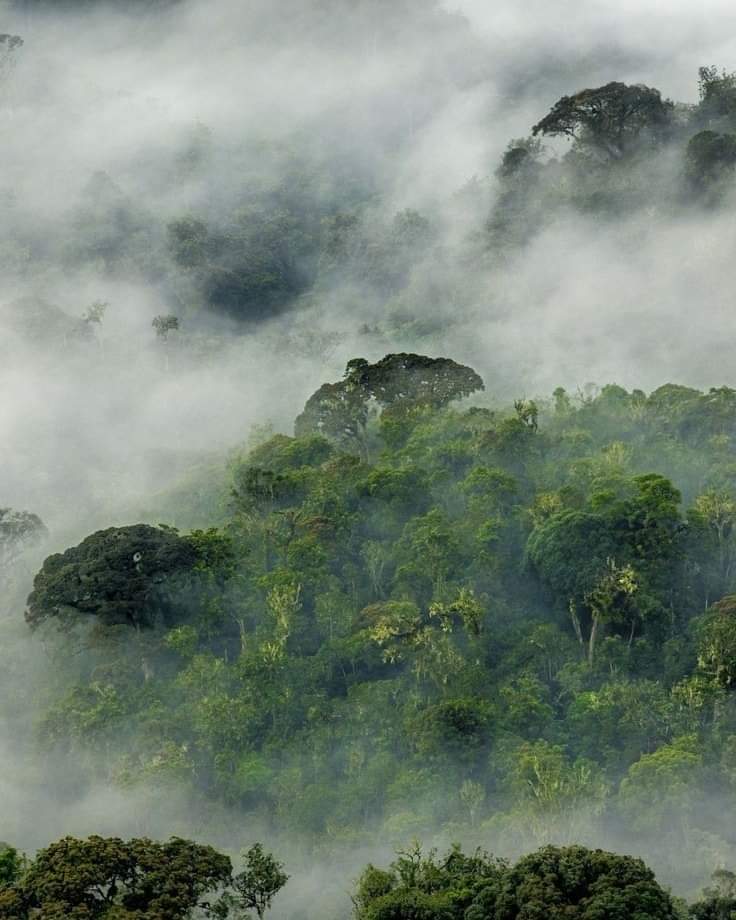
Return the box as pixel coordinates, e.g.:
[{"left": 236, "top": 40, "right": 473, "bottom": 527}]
[
  {"left": 7, "top": 359, "right": 736, "bottom": 912},
  {"left": 6, "top": 0, "right": 736, "bottom": 915}
]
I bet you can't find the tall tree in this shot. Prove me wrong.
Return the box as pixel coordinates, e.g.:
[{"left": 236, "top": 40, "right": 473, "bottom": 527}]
[{"left": 532, "top": 82, "right": 673, "bottom": 159}]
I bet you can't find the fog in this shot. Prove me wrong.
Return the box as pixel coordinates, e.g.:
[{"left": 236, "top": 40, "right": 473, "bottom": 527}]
[
  {"left": 3, "top": 0, "right": 736, "bottom": 530},
  {"left": 2, "top": 0, "right": 736, "bottom": 913}
]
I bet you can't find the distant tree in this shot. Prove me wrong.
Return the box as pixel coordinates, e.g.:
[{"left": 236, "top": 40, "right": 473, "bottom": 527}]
[
  {"left": 295, "top": 377, "right": 371, "bottom": 460},
  {"left": 514, "top": 398, "right": 538, "bottom": 431},
  {"left": 0, "top": 34, "right": 23, "bottom": 87},
  {"left": 295, "top": 354, "right": 484, "bottom": 457},
  {"left": 619, "top": 735, "right": 702, "bottom": 834},
  {"left": 496, "top": 136, "right": 544, "bottom": 180},
  {"left": 686, "top": 131, "right": 736, "bottom": 188},
  {"left": 0, "top": 844, "right": 23, "bottom": 888},
  {"left": 0, "top": 508, "right": 46, "bottom": 573},
  {"left": 503, "top": 741, "right": 608, "bottom": 841},
  {"left": 459, "top": 778, "right": 486, "bottom": 826},
  {"left": 532, "top": 82, "right": 673, "bottom": 159},
  {"left": 695, "top": 595, "right": 736, "bottom": 688},
  {"left": 690, "top": 868, "right": 736, "bottom": 919},
  {"left": 152, "top": 314, "right": 180, "bottom": 370},
  {"left": 226, "top": 843, "right": 289, "bottom": 920},
  {"left": 82, "top": 300, "right": 109, "bottom": 353},
  {"left": 26, "top": 524, "right": 197, "bottom": 631},
  {"left": 82, "top": 300, "right": 108, "bottom": 327},
  {"left": 354, "top": 353, "right": 484, "bottom": 411},
  {"left": 168, "top": 216, "right": 209, "bottom": 269},
  {"left": 697, "top": 66, "right": 736, "bottom": 123},
  {"left": 528, "top": 474, "right": 683, "bottom": 663},
  {"left": 687, "top": 491, "right": 736, "bottom": 605},
  {"left": 582, "top": 558, "right": 638, "bottom": 666},
  {"left": 152, "top": 313, "right": 179, "bottom": 340}
]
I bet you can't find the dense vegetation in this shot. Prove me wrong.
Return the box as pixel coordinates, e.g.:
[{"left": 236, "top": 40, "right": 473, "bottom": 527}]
[
  {"left": 4, "top": 834, "right": 736, "bottom": 918},
  {"left": 0, "top": 836, "right": 288, "bottom": 919},
  {"left": 10, "top": 354, "right": 736, "bottom": 898},
  {"left": 7, "top": 4, "right": 736, "bottom": 914}
]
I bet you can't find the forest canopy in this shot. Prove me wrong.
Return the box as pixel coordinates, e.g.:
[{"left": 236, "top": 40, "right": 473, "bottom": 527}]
[
  {"left": 15, "top": 356, "right": 736, "bottom": 901},
  {"left": 5, "top": 5, "right": 736, "bottom": 915}
]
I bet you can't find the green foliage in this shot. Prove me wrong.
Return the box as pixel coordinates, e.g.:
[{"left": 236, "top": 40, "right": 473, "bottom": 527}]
[
  {"left": 488, "top": 844, "right": 678, "bottom": 919},
  {"left": 0, "top": 846, "right": 23, "bottom": 889},
  {"left": 356, "top": 844, "right": 678, "bottom": 920},
  {"left": 22, "top": 370, "right": 736, "bottom": 863},
  {"left": 295, "top": 354, "right": 484, "bottom": 457},
  {"left": 226, "top": 844, "right": 289, "bottom": 920},
  {"left": 26, "top": 525, "right": 198, "bottom": 630},
  {"left": 0, "top": 835, "right": 232, "bottom": 919},
  {"left": 695, "top": 596, "right": 736, "bottom": 688}
]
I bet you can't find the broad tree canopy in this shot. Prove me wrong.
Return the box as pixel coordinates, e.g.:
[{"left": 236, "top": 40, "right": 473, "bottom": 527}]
[
  {"left": 532, "top": 82, "right": 673, "bottom": 159},
  {"left": 26, "top": 524, "right": 197, "bottom": 631}
]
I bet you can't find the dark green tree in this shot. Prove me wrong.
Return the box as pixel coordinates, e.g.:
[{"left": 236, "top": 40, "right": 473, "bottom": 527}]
[
  {"left": 468, "top": 844, "right": 678, "bottom": 920},
  {"left": 532, "top": 82, "right": 673, "bottom": 159},
  {"left": 26, "top": 524, "right": 197, "bottom": 630},
  {"left": 0, "top": 835, "right": 232, "bottom": 919}
]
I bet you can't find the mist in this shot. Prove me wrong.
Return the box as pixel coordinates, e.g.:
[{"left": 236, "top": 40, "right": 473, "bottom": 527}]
[
  {"left": 2, "top": 0, "right": 736, "bottom": 521},
  {"left": 3, "top": 0, "right": 736, "bottom": 916}
]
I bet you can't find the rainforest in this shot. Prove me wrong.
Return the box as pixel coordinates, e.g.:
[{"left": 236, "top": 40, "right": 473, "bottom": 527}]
[{"left": 4, "top": 0, "right": 736, "bottom": 917}]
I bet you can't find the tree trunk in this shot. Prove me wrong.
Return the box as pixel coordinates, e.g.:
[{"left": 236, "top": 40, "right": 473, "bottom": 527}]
[
  {"left": 569, "top": 601, "right": 585, "bottom": 656},
  {"left": 587, "top": 613, "right": 600, "bottom": 667}
]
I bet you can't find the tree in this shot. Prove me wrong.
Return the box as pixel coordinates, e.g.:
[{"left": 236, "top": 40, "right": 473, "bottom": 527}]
[
  {"left": 532, "top": 82, "right": 673, "bottom": 160},
  {"left": 295, "top": 377, "right": 370, "bottom": 459},
  {"left": 690, "top": 869, "right": 736, "bottom": 919},
  {"left": 152, "top": 315, "right": 180, "bottom": 338},
  {"left": 527, "top": 510, "right": 617, "bottom": 649},
  {"left": 688, "top": 491, "right": 736, "bottom": 605},
  {"left": 152, "top": 314, "right": 180, "bottom": 370},
  {"left": 168, "top": 216, "right": 209, "bottom": 269},
  {"left": 354, "top": 353, "right": 484, "bottom": 411},
  {"left": 696, "top": 595, "right": 736, "bottom": 688},
  {"left": 582, "top": 558, "right": 638, "bottom": 666},
  {"left": 697, "top": 66, "right": 736, "bottom": 124},
  {"left": 0, "top": 34, "right": 23, "bottom": 90},
  {"left": 26, "top": 524, "right": 197, "bottom": 631},
  {"left": 459, "top": 779, "right": 486, "bottom": 826},
  {"left": 354, "top": 844, "right": 503, "bottom": 920},
  {"left": 82, "top": 300, "right": 108, "bottom": 327},
  {"left": 686, "top": 131, "right": 736, "bottom": 188},
  {"left": 619, "top": 735, "right": 702, "bottom": 835},
  {"left": 504, "top": 741, "right": 608, "bottom": 842},
  {"left": 0, "top": 845, "right": 23, "bottom": 888},
  {"left": 0, "top": 508, "right": 46, "bottom": 573},
  {"left": 513, "top": 398, "right": 538, "bottom": 431},
  {"left": 471, "top": 845, "right": 678, "bottom": 920},
  {"left": 355, "top": 844, "right": 677, "bottom": 920},
  {"left": 527, "top": 474, "right": 683, "bottom": 662},
  {"left": 295, "top": 354, "right": 483, "bottom": 457},
  {"left": 0, "top": 835, "right": 232, "bottom": 919},
  {"left": 82, "top": 301, "right": 109, "bottom": 354},
  {"left": 227, "top": 843, "right": 288, "bottom": 920}
]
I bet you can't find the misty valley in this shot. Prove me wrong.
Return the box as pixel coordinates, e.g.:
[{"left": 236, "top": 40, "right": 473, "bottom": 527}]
[{"left": 6, "top": 0, "right": 736, "bottom": 918}]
